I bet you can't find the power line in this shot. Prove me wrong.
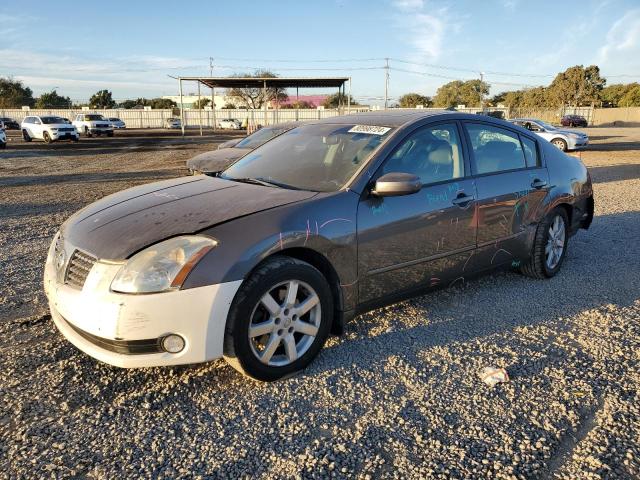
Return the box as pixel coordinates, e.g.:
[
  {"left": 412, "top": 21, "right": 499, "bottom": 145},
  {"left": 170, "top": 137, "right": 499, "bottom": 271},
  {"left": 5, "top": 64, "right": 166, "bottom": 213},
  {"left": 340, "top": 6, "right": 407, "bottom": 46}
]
[{"left": 390, "top": 58, "right": 555, "bottom": 78}]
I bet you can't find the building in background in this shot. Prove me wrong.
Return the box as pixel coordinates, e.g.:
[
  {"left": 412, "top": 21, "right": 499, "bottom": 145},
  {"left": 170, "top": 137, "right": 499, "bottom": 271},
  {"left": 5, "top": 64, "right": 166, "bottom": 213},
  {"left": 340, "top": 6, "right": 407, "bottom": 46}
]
[{"left": 161, "top": 94, "right": 236, "bottom": 109}]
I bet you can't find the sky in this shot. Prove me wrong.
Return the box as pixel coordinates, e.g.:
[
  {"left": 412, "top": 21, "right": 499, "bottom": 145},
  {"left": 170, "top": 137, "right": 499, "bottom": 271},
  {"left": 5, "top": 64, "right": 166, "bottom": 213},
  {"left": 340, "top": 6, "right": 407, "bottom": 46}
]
[{"left": 1, "top": 0, "right": 639, "bottom": 104}]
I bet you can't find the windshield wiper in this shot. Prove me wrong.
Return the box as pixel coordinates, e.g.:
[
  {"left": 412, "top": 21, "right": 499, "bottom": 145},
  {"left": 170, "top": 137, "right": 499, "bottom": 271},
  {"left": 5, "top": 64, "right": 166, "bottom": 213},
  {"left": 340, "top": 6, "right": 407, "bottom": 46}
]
[{"left": 224, "top": 176, "right": 299, "bottom": 190}]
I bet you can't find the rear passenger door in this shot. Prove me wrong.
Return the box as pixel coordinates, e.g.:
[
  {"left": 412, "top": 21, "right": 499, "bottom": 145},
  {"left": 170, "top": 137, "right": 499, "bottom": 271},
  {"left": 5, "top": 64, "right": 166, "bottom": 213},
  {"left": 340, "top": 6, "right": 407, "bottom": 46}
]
[{"left": 462, "top": 122, "right": 549, "bottom": 269}]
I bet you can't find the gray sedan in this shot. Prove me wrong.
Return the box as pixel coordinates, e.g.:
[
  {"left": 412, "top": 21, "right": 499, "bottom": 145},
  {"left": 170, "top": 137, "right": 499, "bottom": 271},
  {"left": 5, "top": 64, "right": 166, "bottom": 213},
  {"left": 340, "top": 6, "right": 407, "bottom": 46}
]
[
  {"left": 510, "top": 118, "right": 589, "bottom": 151},
  {"left": 45, "top": 110, "right": 593, "bottom": 381}
]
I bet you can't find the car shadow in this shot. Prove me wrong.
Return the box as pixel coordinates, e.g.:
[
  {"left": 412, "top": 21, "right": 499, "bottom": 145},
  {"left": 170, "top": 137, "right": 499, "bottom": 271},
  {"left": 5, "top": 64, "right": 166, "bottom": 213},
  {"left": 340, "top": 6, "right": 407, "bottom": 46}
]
[
  {"left": 583, "top": 142, "right": 640, "bottom": 152},
  {"left": 588, "top": 163, "right": 640, "bottom": 184},
  {"left": 0, "top": 170, "right": 179, "bottom": 187}
]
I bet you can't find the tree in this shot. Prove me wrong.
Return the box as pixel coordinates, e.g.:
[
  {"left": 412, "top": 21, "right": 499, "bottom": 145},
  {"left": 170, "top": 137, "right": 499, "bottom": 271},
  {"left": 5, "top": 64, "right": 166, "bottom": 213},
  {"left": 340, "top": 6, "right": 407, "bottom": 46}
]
[
  {"left": 149, "top": 98, "right": 176, "bottom": 109},
  {"left": 600, "top": 83, "right": 639, "bottom": 107},
  {"left": 35, "top": 89, "right": 71, "bottom": 108},
  {"left": 433, "top": 80, "right": 489, "bottom": 108},
  {"left": 228, "top": 70, "right": 288, "bottom": 109},
  {"left": 322, "top": 93, "right": 358, "bottom": 108},
  {"left": 619, "top": 84, "right": 640, "bottom": 107},
  {"left": 0, "top": 77, "right": 35, "bottom": 108},
  {"left": 89, "top": 89, "right": 116, "bottom": 108},
  {"left": 398, "top": 93, "right": 432, "bottom": 108},
  {"left": 222, "top": 102, "right": 238, "bottom": 109},
  {"left": 192, "top": 98, "right": 210, "bottom": 109},
  {"left": 280, "top": 100, "right": 315, "bottom": 109},
  {"left": 546, "top": 65, "right": 605, "bottom": 107}
]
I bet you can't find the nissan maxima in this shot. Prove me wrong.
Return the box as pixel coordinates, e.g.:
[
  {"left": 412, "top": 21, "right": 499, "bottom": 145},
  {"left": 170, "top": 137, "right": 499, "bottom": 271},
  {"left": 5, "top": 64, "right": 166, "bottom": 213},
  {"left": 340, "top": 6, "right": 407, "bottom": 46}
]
[{"left": 45, "top": 111, "right": 594, "bottom": 381}]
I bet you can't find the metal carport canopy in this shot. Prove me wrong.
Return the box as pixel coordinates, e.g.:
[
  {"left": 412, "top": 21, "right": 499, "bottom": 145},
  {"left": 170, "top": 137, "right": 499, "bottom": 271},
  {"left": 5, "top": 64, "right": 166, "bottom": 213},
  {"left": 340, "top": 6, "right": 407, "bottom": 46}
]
[{"left": 179, "top": 76, "right": 349, "bottom": 89}]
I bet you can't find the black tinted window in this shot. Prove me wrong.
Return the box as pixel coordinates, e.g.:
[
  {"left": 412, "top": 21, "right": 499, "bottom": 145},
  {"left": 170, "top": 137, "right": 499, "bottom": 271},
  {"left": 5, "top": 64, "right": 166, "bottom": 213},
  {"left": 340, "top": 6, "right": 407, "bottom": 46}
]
[
  {"left": 521, "top": 136, "right": 539, "bottom": 167},
  {"left": 382, "top": 123, "right": 464, "bottom": 184},
  {"left": 466, "top": 123, "right": 526, "bottom": 174}
]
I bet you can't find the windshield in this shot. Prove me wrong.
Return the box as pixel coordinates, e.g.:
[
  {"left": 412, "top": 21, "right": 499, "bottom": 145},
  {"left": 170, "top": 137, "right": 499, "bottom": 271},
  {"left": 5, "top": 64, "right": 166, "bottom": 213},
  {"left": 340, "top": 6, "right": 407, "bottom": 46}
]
[
  {"left": 235, "top": 126, "right": 291, "bottom": 149},
  {"left": 534, "top": 120, "right": 556, "bottom": 130},
  {"left": 222, "top": 124, "right": 394, "bottom": 192},
  {"left": 85, "top": 114, "right": 105, "bottom": 121},
  {"left": 41, "top": 116, "right": 65, "bottom": 124},
  {"left": 109, "top": 118, "right": 120, "bottom": 121}
]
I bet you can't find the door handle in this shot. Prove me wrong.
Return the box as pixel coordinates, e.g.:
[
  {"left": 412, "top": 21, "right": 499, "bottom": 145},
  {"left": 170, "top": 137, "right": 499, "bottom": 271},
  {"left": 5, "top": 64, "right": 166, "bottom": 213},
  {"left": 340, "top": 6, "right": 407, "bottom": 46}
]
[
  {"left": 452, "top": 193, "right": 474, "bottom": 207},
  {"left": 531, "top": 179, "right": 548, "bottom": 189}
]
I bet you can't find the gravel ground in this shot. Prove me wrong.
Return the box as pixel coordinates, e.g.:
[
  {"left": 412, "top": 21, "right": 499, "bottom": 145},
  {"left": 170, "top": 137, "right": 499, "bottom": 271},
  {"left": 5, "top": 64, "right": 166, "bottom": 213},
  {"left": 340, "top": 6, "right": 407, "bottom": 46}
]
[{"left": 0, "top": 127, "right": 639, "bottom": 479}]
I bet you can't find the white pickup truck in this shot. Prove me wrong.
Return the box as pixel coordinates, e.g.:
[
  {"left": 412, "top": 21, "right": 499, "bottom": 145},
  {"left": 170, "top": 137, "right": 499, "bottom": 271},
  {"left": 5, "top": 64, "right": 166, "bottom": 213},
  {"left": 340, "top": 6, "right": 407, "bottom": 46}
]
[{"left": 72, "top": 114, "right": 114, "bottom": 137}]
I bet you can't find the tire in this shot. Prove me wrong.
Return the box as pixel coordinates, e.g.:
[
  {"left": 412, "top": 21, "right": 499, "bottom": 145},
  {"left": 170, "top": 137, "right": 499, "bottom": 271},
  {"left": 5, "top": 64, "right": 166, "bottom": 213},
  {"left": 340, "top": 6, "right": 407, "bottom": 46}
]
[
  {"left": 107, "top": 131, "right": 114, "bottom": 137},
  {"left": 84, "top": 127, "right": 92, "bottom": 138},
  {"left": 22, "top": 130, "right": 32, "bottom": 142},
  {"left": 0, "top": 142, "right": 5, "bottom": 149},
  {"left": 43, "top": 131, "right": 51, "bottom": 144},
  {"left": 223, "top": 256, "right": 333, "bottom": 381},
  {"left": 551, "top": 138, "right": 567, "bottom": 151},
  {"left": 72, "top": 136, "right": 79, "bottom": 143},
  {"left": 520, "top": 208, "right": 569, "bottom": 279}
]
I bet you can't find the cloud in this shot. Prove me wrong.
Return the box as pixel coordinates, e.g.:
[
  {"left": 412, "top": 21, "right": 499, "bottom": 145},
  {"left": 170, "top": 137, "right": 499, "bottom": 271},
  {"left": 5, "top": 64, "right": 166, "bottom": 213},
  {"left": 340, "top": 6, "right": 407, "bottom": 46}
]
[
  {"left": 598, "top": 9, "right": 640, "bottom": 62},
  {"left": 500, "top": 0, "right": 518, "bottom": 11},
  {"left": 391, "top": 0, "right": 451, "bottom": 60},
  {"left": 0, "top": 13, "right": 36, "bottom": 36}
]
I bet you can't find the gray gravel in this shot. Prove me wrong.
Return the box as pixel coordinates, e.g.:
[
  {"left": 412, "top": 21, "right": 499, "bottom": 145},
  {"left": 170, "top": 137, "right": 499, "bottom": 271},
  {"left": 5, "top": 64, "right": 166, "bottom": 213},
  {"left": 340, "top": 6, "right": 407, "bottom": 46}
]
[{"left": 0, "top": 128, "right": 639, "bottom": 479}]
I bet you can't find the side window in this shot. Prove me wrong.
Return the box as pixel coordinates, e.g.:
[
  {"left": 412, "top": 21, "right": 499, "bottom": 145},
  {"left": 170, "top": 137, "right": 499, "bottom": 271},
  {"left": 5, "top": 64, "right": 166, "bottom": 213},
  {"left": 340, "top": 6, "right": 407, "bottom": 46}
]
[
  {"left": 465, "top": 123, "right": 526, "bottom": 174},
  {"left": 382, "top": 122, "right": 464, "bottom": 185},
  {"left": 520, "top": 136, "right": 539, "bottom": 167},
  {"left": 76, "top": 115, "right": 82, "bottom": 121}
]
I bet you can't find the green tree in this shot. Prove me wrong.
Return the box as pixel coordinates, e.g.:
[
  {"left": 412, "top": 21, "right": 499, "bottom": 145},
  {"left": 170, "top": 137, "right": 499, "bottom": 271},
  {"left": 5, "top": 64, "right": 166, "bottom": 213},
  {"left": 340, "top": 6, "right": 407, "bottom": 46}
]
[
  {"left": 228, "top": 70, "right": 288, "bottom": 109},
  {"left": 192, "top": 98, "right": 210, "bottom": 109},
  {"left": 433, "top": 80, "right": 489, "bottom": 108},
  {"left": 222, "top": 102, "right": 238, "bottom": 109},
  {"left": 599, "top": 83, "right": 639, "bottom": 107},
  {"left": 149, "top": 98, "right": 176, "bottom": 109},
  {"left": 547, "top": 65, "right": 605, "bottom": 107},
  {"left": 322, "top": 93, "right": 358, "bottom": 108},
  {"left": 619, "top": 84, "right": 640, "bottom": 107},
  {"left": 89, "top": 89, "right": 116, "bottom": 108},
  {"left": 0, "top": 77, "right": 35, "bottom": 108},
  {"left": 398, "top": 93, "right": 432, "bottom": 108},
  {"left": 280, "top": 100, "right": 315, "bottom": 109},
  {"left": 35, "top": 89, "right": 71, "bottom": 108}
]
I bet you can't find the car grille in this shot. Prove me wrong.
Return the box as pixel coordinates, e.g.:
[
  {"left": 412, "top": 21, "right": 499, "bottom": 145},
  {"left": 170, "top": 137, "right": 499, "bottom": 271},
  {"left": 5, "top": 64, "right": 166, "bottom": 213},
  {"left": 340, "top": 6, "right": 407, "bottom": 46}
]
[
  {"left": 59, "top": 127, "right": 74, "bottom": 132},
  {"left": 65, "top": 249, "right": 97, "bottom": 289},
  {"left": 96, "top": 124, "right": 109, "bottom": 128},
  {"left": 62, "top": 316, "right": 163, "bottom": 355}
]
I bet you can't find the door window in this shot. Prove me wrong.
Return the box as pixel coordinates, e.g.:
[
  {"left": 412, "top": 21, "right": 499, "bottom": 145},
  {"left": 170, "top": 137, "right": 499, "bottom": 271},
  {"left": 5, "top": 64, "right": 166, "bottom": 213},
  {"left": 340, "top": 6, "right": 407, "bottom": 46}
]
[
  {"left": 465, "top": 123, "right": 526, "bottom": 174},
  {"left": 520, "top": 136, "right": 539, "bottom": 167},
  {"left": 382, "top": 123, "right": 464, "bottom": 185}
]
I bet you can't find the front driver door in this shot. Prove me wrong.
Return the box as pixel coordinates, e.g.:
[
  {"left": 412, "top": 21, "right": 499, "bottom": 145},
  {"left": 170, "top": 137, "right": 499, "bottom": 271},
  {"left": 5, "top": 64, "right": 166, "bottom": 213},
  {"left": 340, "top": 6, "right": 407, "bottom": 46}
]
[{"left": 357, "top": 121, "right": 477, "bottom": 304}]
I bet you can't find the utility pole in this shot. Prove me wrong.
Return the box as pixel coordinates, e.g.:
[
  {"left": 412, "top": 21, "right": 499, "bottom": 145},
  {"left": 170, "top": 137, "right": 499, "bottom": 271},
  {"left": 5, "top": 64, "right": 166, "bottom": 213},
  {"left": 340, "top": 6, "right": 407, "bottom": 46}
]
[
  {"left": 384, "top": 58, "right": 390, "bottom": 110},
  {"left": 479, "top": 72, "right": 484, "bottom": 112}
]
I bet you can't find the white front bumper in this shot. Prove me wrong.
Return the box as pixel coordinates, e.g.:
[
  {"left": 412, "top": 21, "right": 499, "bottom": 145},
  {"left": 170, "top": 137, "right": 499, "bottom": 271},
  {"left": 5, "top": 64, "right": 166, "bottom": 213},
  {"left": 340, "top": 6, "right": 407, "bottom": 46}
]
[{"left": 44, "top": 255, "right": 241, "bottom": 368}]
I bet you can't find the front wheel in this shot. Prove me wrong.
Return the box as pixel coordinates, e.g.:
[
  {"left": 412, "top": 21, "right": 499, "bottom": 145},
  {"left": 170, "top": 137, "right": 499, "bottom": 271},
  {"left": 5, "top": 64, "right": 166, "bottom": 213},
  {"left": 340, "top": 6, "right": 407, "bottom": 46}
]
[
  {"left": 22, "top": 130, "right": 32, "bottom": 142},
  {"left": 84, "top": 127, "right": 92, "bottom": 138},
  {"left": 520, "top": 208, "right": 569, "bottom": 279},
  {"left": 551, "top": 138, "right": 568, "bottom": 151},
  {"left": 43, "top": 131, "right": 51, "bottom": 143},
  {"left": 224, "top": 256, "right": 333, "bottom": 381}
]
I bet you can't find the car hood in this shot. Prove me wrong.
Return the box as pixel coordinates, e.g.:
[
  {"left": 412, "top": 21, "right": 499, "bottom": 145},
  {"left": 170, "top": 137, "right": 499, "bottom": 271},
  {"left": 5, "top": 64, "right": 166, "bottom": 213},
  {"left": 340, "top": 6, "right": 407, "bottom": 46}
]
[
  {"left": 47, "top": 123, "right": 74, "bottom": 128},
  {"left": 61, "top": 175, "right": 317, "bottom": 260},
  {"left": 186, "top": 148, "right": 250, "bottom": 172},
  {"left": 548, "top": 128, "right": 587, "bottom": 137}
]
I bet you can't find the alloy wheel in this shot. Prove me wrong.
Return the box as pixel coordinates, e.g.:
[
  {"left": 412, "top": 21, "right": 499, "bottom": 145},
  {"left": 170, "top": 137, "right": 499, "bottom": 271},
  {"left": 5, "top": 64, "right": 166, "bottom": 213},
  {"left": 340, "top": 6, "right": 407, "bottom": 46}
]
[
  {"left": 545, "top": 215, "right": 566, "bottom": 269},
  {"left": 248, "top": 279, "right": 321, "bottom": 367}
]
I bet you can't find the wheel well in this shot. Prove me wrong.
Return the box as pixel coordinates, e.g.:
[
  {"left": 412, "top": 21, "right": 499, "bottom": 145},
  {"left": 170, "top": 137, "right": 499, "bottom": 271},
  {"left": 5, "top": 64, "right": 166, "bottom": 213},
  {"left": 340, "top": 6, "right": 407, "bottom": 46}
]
[
  {"left": 555, "top": 203, "right": 573, "bottom": 227},
  {"left": 261, "top": 248, "right": 345, "bottom": 335}
]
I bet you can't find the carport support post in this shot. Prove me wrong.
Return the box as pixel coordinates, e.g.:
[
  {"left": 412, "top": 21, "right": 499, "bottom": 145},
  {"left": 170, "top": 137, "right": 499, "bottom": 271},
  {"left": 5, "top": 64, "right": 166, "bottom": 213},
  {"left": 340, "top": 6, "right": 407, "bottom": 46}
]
[
  {"left": 179, "top": 78, "right": 185, "bottom": 138},
  {"left": 347, "top": 78, "right": 351, "bottom": 114},
  {"left": 211, "top": 86, "right": 216, "bottom": 131},
  {"left": 197, "top": 81, "right": 203, "bottom": 136},
  {"left": 296, "top": 87, "right": 299, "bottom": 122},
  {"left": 263, "top": 80, "right": 267, "bottom": 126}
]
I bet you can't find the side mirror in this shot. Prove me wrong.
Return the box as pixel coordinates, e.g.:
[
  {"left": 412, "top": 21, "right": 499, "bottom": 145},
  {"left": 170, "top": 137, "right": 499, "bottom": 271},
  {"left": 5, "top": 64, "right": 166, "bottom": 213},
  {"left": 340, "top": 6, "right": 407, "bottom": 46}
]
[{"left": 371, "top": 172, "right": 422, "bottom": 197}]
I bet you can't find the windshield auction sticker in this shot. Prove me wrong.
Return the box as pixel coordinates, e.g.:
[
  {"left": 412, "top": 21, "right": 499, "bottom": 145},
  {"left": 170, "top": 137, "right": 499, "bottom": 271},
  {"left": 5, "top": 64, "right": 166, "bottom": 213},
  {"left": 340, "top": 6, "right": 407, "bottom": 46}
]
[{"left": 348, "top": 125, "right": 391, "bottom": 135}]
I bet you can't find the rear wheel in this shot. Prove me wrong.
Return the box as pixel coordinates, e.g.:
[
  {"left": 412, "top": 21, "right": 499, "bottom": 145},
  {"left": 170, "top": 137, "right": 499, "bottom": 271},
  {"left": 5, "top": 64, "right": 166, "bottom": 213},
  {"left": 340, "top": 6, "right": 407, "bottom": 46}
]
[
  {"left": 520, "top": 208, "right": 569, "bottom": 279},
  {"left": 551, "top": 138, "right": 567, "bottom": 151},
  {"left": 84, "top": 127, "right": 92, "bottom": 138},
  {"left": 224, "top": 256, "right": 333, "bottom": 381},
  {"left": 107, "top": 131, "right": 114, "bottom": 137},
  {"left": 22, "top": 130, "right": 32, "bottom": 142}
]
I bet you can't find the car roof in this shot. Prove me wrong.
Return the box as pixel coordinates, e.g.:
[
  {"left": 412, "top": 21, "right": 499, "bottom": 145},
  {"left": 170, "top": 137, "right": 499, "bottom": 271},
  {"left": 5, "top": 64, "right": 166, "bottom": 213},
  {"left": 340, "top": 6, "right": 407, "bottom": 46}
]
[{"left": 308, "top": 109, "right": 460, "bottom": 127}]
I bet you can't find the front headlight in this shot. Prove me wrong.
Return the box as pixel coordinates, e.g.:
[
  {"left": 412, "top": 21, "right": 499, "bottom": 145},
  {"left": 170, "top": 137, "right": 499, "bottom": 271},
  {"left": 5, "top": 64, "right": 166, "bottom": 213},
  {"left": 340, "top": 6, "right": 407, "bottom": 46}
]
[
  {"left": 111, "top": 236, "right": 217, "bottom": 294},
  {"left": 50, "top": 128, "right": 58, "bottom": 132}
]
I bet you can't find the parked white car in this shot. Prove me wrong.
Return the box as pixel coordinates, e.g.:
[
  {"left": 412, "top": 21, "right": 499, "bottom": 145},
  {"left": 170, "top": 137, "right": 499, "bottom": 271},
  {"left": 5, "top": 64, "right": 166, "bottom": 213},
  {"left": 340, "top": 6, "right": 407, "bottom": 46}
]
[
  {"left": 108, "top": 117, "right": 126, "bottom": 129},
  {"left": 21, "top": 115, "right": 79, "bottom": 143},
  {"left": 72, "top": 114, "right": 114, "bottom": 138},
  {"left": 509, "top": 118, "right": 588, "bottom": 152},
  {"left": 165, "top": 117, "right": 182, "bottom": 129},
  {"left": 218, "top": 118, "right": 242, "bottom": 130},
  {"left": 0, "top": 127, "right": 6, "bottom": 148}
]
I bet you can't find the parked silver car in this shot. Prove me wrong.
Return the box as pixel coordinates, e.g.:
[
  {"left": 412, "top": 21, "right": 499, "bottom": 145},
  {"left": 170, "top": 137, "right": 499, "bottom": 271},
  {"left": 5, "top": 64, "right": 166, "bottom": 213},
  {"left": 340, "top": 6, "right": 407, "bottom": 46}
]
[{"left": 509, "top": 119, "right": 588, "bottom": 152}]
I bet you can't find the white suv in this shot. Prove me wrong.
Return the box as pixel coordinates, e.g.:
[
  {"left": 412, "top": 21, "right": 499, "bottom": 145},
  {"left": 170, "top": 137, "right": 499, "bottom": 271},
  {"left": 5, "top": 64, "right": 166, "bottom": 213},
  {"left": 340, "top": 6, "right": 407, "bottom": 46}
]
[
  {"left": 21, "top": 116, "right": 79, "bottom": 143},
  {"left": 72, "top": 114, "right": 114, "bottom": 137},
  {"left": 0, "top": 126, "right": 6, "bottom": 148}
]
